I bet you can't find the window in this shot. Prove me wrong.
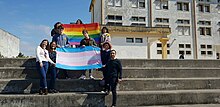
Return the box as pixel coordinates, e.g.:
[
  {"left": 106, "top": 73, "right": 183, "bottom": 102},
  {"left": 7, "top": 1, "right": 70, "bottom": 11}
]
[
  {"left": 186, "top": 51, "right": 191, "bottom": 55},
  {"left": 126, "top": 38, "right": 134, "bottom": 43},
  {"left": 201, "top": 51, "right": 206, "bottom": 55},
  {"left": 107, "top": 22, "right": 122, "bottom": 26},
  {"left": 157, "top": 43, "right": 162, "bottom": 47},
  {"left": 198, "top": 21, "right": 211, "bottom": 25},
  {"left": 139, "top": 0, "right": 145, "bottom": 8},
  {"left": 177, "top": 2, "right": 189, "bottom": 11},
  {"left": 200, "top": 44, "right": 213, "bottom": 56},
  {"left": 179, "top": 43, "right": 192, "bottom": 55},
  {"left": 186, "top": 44, "right": 191, "bottom": 48},
  {"left": 155, "top": 0, "right": 168, "bottom": 10},
  {"left": 179, "top": 44, "right": 184, "bottom": 48},
  {"left": 131, "top": 17, "right": 146, "bottom": 26},
  {"left": 107, "top": 15, "right": 114, "bottom": 20},
  {"left": 179, "top": 50, "right": 184, "bottom": 54},
  {"left": 131, "top": 0, "right": 138, "bottom": 7},
  {"left": 207, "top": 45, "right": 212, "bottom": 49},
  {"left": 207, "top": 51, "right": 213, "bottom": 55},
  {"left": 157, "top": 50, "right": 162, "bottom": 54},
  {"left": 131, "top": 0, "right": 145, "bottom": 8},
  {"left": 107, "top": 15, "right": 123, "bottom": 26},
  {"left": 115, "top": 0, "right": 122, "bottom": 7},
  {"left": 201, "top": 44, "right": 206, "bottom": 48},
  {"left": 107, "top": 15, "right": 122, "bottom": 20},
  {"left": 155, "top": 18, "right": 169, "bottom": 27},
  {"left": 108, "top": 0, "right": 122, "bottom": 7},
  {"left": 131, "top": 17, "right": 138, "bottom": 21},
  {"left": 131, "top": 16, "right": 145, "bottom": 22},
  {"left": 198, "top": 4, "right": 210, "bottom": 13},
  {"left": 126, "top": 38, "right": 143, "bottom": 43},
  {"left": 116, "top": 16, "right": 122, "bottom": 20},
  {"left": 135, "top": 38, "right": 143, "bottom": 43},
  {"left": 177, "top": 26, "right": 190, "bottom": 36},
  {"left": 177, "top": 19, "right": 190, "bottom": 24},
  {"left": 108, "top": 0, "right": 114, "bottom": 6},
  {"left": 199, "top": 27, "right": 211, "bottom": 36},
  {"left": 156, "top": 18, "right": 169, "bottom": 23}
]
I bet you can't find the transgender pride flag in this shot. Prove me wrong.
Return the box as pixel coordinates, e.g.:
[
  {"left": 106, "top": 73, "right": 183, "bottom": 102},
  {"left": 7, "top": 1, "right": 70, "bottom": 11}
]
[{"left": 56, "top": 46, "right": 102, "bottom": 70}]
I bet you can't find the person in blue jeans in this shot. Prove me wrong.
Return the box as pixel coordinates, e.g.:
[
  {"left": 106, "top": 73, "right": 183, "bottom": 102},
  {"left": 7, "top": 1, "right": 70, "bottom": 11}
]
[
  {"left": 48, "top": 41, "right": 59, "bottom": 93},
  {"left": 36, "top": 39, "right": 55, "bottom": 95}
]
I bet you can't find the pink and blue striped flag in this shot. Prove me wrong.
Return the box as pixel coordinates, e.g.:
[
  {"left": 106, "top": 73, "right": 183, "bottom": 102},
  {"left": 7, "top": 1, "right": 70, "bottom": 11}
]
[{"left": 56, "top": 46, "right": 102, "bottom": 70}]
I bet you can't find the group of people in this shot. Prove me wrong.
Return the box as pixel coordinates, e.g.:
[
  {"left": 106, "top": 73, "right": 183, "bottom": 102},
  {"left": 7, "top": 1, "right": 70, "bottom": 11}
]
[{"left": 35, "top": 19, "right": 122, "bottom": 107}]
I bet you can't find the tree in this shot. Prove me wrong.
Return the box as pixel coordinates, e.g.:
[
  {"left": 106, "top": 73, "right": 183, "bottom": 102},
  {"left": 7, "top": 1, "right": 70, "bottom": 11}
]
[
  {"left": 17, "top": 52, "right": 24, "bottom": 58},
  {"left": 0, "top": 52, "right": 4, "bottom": 58}
]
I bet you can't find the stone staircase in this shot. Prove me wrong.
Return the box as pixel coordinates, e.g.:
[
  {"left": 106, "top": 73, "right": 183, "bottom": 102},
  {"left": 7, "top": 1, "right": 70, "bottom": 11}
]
[{"left": 1, "top": 58, "right": 220, "bottom": 107}]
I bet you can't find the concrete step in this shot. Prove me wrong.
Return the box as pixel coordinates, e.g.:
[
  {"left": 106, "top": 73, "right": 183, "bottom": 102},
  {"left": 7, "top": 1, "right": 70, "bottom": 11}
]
[
  {"left": 0, "top": 92, "right": 105, "bottom": 107},
  {"left": 0, "top": 79, "right": 102, "bottom": 94},
  {"left": 1, "top": 58, "right": 220, "bottom": 68},
  {"left": 1, "top": 78, "right": 220, "bottom": 93},
  {"left": 1, "top": 67, "right": 220, "bottom": 79},
  {"left": 94, "top": 67, "right": 220, "bottom": 78},
  {"left": 121, "top": 59, "right": 220, "bottom": 68},
  {"left": 143, "top": 104, "right": 220, "bottom": 107},
  {"left": 0, "top": 58, "right": 35, "bottom": 67},
  {"left": 105, "top": 89, "right": 220, "bottom": 106},
  {"left": 119, "top": 78, "right": 220, "bottom": 91}
]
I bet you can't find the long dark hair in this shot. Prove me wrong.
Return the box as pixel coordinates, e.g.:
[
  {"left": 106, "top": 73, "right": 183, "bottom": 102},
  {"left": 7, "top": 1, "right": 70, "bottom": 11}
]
[
  {"left": 39, "top": 39, "right": 49, "bottom": 50},
  {"left": 76, "top": 19, "right": 83, "bottom": 24},
  {"left": 101, "top": 27, "right": 109, "bottom": 34},
  {"left": 49, "top": 41, "right": 57, "bottom": 52},
  {"left": 54, "top": 22, "right": 62, "bottom": 28}
]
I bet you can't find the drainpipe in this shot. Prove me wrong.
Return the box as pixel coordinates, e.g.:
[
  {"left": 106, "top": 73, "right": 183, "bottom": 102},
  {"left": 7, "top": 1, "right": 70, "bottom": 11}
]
[{"left": 192, "top": 0, "right": 198, "bottom": 59}]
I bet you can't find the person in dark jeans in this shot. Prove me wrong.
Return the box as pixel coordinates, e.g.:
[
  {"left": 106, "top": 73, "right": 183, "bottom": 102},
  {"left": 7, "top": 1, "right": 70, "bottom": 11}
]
[
  {"left": 48, "top": 41, "right": 59, "bottom": 93},
  {"left": 100, "top": 42, "right": 112, "bottom": 92},
  {"left": 105, "top": 50, "right": 122, "bottom": 107}
]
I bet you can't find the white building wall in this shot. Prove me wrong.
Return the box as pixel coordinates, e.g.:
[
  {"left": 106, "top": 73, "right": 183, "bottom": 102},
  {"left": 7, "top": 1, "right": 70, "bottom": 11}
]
[
  {"left": 93, "top": 0, "right": 102, "bottom": 23},
  {"left": 151, "top": 0, "right": 194, "bottom": 59},
  {"left": 0, "top": 29, "right": 19, "bottom": 58},
  {"left": 91, "top": 0, "right": 220, "bottom": 59},
  {"left": 195, "top": 0, "right": 220, "bottom": 59},
  {"left": 103, "top": 0, "right": 148, "bottom": 26},
  {"left": 111, "top": 34, "right": 148, "bottom": 59}
]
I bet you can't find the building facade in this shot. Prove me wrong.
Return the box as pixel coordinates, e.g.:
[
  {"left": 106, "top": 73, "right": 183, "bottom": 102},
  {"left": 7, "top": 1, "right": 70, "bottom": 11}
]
[
  {"left": 90, "top": 0, "right": 220, "bottom": 59},
  {"left": 0, "top": 28, "right": 20, "bottom": 58}
]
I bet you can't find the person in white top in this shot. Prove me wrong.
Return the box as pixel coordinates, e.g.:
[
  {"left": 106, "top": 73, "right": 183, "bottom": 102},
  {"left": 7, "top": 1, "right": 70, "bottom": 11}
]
[{"left": 36, "top": 39, "right": 55, "bottom": 95}]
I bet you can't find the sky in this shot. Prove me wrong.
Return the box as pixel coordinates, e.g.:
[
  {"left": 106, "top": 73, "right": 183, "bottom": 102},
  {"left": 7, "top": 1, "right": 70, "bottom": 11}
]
[{"left": 0, "top": 0, "right": 91, "bottom": 56}]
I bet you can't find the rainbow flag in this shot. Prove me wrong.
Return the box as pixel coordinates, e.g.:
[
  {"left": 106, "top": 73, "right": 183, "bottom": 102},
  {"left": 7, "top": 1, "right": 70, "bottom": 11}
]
[
  {"left": 56, "top": 46, "right": 102, "bottom": 70},
  {"left": 62, "top": 23, "right": 100, "bottom": 45}
]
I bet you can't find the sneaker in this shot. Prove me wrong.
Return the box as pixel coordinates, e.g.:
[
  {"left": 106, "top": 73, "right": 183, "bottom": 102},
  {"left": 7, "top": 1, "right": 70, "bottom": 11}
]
[
  {"left": 101, "top": 90, "right": 109, "bottom": 95},
  {"left": 79, "top": 75, "right": 86, "bottom": 80},
  {"left": 89, "top": 75, "right": 95, "bottom": 79}
]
